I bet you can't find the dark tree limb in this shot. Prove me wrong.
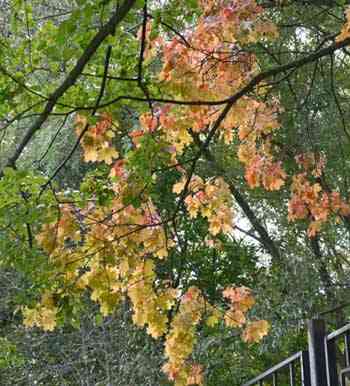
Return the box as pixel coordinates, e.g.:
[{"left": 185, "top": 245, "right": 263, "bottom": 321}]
[
  {"left": 310, "top": 235, "right": 346, "bottom": 327},
  {"left": 1, "top": 0, "right": 136, "bottom": 176},
  {"left": 190, "top": 132, "right": 281, "bottom": 261},
  {"left": 137, "top": 1, "right": 153, "bottom": 112},
  {"left": 59, "top": 37, "right": 350, "bottom": 113},
  {"left": 42, "top": 45, "right": 113, "bottom": 190}
]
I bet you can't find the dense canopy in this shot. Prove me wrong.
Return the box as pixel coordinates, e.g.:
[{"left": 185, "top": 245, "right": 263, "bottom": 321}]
[{"left": 1, "top": 0, "right": 350, "bottom": 385}]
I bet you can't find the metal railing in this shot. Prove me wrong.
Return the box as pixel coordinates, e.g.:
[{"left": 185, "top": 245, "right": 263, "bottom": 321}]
[
  {"left": 325, "top": 322, "right": 350, "bottom": 386},
  {"left": 242, "top": 320, "right": 350, "bottom": 386},
  {"left": 242, "top": 351, "right": 311, "bottom": 386}
]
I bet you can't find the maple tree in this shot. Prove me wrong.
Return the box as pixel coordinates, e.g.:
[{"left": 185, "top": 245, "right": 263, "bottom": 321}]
[{"left": 1, "top": 0, "right": 350, "bottom": 385}]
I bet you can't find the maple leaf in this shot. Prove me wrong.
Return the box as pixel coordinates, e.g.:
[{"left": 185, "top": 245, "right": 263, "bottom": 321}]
[
  {"left": 310, "top": 193, "right": 329, "bottom": 222},
  {"left": 307, "top": 220, "right": 322, "bottom": 238},
  {"left": 140, "top": 112, "right": 158, "bottom": 132},
  {"left": 288, "top": 196, "right": 308, "bottom": 221},
  {"left": 22, "top": 307, "right": 39, "bottom": 329},
  {"left": 262, "top": 161, "right": 286, "bottom": 191},
  {"left": 245, "top": 158, "right": 262, "bottom": 188},
  {"left": 242, "top": 320, "right": 270, "bottom": 343},
  {"left": 98, "top": 146, "right": 119, "bottom": 165},
  {"left": 208, "top": 217, "right": 222, "bottom": 236},
  {"left": 187, "top": 364, "right": 204, "bottom": 386},
  {"left": 83, "top": 146, "right": 98, "bottom": 163},
  {"left": 238, "top": 142, "right": 256, "bottom": 165},
  {"left": 206, "top": 308, "right": 222, "bottom": 327},
  {"left": 224, "top": 309, "right": 246, "bottom": 328},
  {"left": 110, "top": 159, "right": 126, "bottom": 179},
  {"left": 223, "top": 286, "right": 255, "bottom": 311},
  {"left": 340, "top": 202, "right": 350, "bottom": 217},
  {"left": 173, "top": 178, "right": 186, "bottom": 194},
  {"left": 39, "top": 306, "right": 57, "bottom": 331},
  {"left": 74, "top": 113, "right": 88, "bottom": 136},
  {"left": 184, "top": 196, "right": 200, "bottom": 218},
  {"left": 330, "top": 191, "right": 350, "bottom": 216},
  {"left": 36, "top": 223, "right": 57, "bottom": 254},
  {"left": 162, "top": 362, "right": 180, "bottom": 382},
  {"left": 336, "top": 7, "right": 350, "bottom": 42},
  {"left": 23, "top": 292, "right": 58, "bottom": 332}
]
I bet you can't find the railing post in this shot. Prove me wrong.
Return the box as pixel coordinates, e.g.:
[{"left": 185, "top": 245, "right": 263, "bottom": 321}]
[
  {"left": 345, "top": 332, "right": 350, "bottom": 367},
  {"left": 325, "top": 337, "right": 339, "bottom": 386},
  {"left": 301, "top": 350, "right": 311, "bottom": 386},
  {"left": 308, "top": 319, "right": 328, "bottom": 386}
]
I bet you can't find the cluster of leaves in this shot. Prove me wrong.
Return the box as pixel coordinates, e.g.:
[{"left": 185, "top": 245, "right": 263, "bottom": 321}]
[{"left": 1, "top": 0, "right": 350, "bottom": 385}]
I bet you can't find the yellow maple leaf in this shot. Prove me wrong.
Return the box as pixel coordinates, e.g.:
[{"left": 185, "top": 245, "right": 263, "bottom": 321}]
[
  {"left": 206, "top": 308, "right": 222, "bottom": 327},
  {"left": 40, "top": 306, "right": 57, "bottom": 331},
  {"left": 143, "top": 259, "right": 155, "bottom": 278},
  {"left": 83, "top": 146, "right": 98, "bottom": 163},
  {"left": 307, "top": 220, "right": 322, "bottom": 238},
  {"left": 242, "top": 320, "right": 270, "bottom": 343},
  {"left": 336, "top": 7, "right": 350, "bottom": 42},
  {"left": 173, "top": 179, "right": 186, "bottom": 194},
  {"left": 98, "top": 146, "right": 119, "bottom": 165},
  {"left": 23, "top": 307, "right": 39, "bottom": 328},
  {"left": 36, "top": 223, "right": 57, "bottom": 254}
]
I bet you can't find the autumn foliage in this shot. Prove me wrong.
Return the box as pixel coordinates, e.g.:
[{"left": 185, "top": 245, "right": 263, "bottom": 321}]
[{"left": 20, "top": 1, "right": 350, "bottom": 385}]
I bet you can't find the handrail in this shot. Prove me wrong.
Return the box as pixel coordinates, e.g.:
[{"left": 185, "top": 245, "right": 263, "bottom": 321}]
[
  {"left": 242, "top": 320, "right": 350, "bottom": 386},
  {"left": 242, "top": 351, "right": 305, "bottom": 386},
  {"left": 326, "top": 322, "right": 350, "bottom": 341}
]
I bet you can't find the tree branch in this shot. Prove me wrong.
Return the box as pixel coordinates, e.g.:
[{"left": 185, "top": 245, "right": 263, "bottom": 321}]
[
  {"left": 42, "top": 45, "right": 113, "bottom": 189},
  {"left": 190, "top": 132, "right": 281, "bottom": 261},
  {"left": 1, "top": 0, "right": 136, "bottom": 176}
]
